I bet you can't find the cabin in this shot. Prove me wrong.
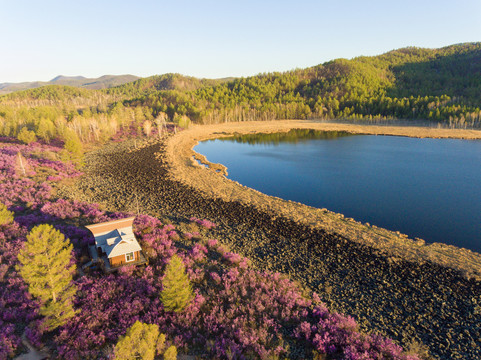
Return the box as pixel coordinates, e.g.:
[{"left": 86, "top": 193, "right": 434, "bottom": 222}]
[{"left": 85, "top": 216, "right": 147, "bottom": 272}]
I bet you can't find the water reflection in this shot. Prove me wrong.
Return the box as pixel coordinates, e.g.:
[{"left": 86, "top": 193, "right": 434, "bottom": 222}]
[
  {"left": 221, "top": 129, "right": 356, "bottom": 145},
  {"left": 195, "top": 133, "right": 481, "bottom": 253}
]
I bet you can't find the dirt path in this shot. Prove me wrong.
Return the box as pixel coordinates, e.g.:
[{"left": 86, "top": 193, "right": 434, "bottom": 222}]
[
  {"left": 13, "top": 331, "right": 49, "bottom": 360},
  {"left": 164, "top": 120, "right": 481, "bottom": 280}
]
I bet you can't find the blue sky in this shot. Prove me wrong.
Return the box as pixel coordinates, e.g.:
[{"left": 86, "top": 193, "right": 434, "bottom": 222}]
[{"left": 1, "top": 0, "right": 480, "bottom": 82}]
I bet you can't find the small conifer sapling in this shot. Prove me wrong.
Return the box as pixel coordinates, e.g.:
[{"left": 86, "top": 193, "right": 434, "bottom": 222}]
[
  {"left": 17, "top": 224, "right": 77, "bottom": 330},
  {"left": 0, "top": 203, "right": 14, "bottom": 226},
  {"left": 160, "top": 254, "right": 193, "bottom": 312},
  {"left": 114, "top": 321, "right": 160, "bottom": 360}
]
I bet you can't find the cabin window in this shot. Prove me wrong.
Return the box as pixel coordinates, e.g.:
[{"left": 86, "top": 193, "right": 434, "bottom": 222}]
[{"left": 125, "top": 252, "right": 134, "bottom": 262}]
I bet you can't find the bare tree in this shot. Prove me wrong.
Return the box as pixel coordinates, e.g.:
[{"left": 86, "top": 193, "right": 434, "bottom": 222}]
[{"left": 155, "top": 112, "right": 168, "bottom": 139}]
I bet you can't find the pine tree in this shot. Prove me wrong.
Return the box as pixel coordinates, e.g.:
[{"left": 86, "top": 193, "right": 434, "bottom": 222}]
[
  {"left": 160, "top": 254, "right": 193, "bottom": 312},
  {"left": 156, "top": 333, "right": 166, "bottom": 355},
  {"left": 174, "top": 114, "right": 190, "bottom": 129},
  {"left": 114, "top": 321, "right": 159, "bottom": 360},
  {"left": 36, "top": 118, "right": 56, "bottom": 143},
  {"left": 17, "top": 224, "right": 77, "bottom": 330},
  {"left": 0, "top": 202, "right": 13, "bottom": 226},
  {"left": 17, "top": 126, "right": 37, "bottom": 144},
  {"left": 163, "top": 345, "right": 178, "bottom": 360},
  {"left": 62, "top": 128, "right": 83, "bottom": 166}
]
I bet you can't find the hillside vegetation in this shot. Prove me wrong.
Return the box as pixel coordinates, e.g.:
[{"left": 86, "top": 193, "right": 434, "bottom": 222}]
[
  {"left": 1, "top": 43, "right": 481, "bottom": 148},
  {"left": 0, "top": 137, "right": 424, "bottom": 359},
  {"left": 131, "top": 43, "right": 481, "bottom": 127},
  {"left": 0, "top": 74, "right": 139, "bottom": 94},
  {"left": 1, "top": 43, "right": 481, "bottom": 359}
]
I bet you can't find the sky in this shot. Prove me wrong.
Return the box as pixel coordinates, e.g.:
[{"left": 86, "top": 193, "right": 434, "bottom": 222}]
[{"left": 1, "top": 0, "right": 480, "bottom": 83}]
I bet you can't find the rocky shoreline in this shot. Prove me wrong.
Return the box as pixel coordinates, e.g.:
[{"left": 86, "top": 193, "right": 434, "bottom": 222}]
[
  {"left": 64, "top": 130, "right": 481, "bottom": 360},
  {"left": 165, "top": 121, "right": 481, "bottom": 280}
]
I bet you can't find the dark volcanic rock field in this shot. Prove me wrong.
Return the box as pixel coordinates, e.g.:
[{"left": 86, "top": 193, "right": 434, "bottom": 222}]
[{"left": 66, "top": 138, "right": 481, "bottom": 360}]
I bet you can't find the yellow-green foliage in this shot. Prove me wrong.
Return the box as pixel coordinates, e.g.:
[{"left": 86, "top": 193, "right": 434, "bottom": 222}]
[
  {"left": 156, "top": 333, "right": 166, "bottom": 355},
  {"left": 63, "top": 128, "right": 82, "bottom": 154},
  {"left": 0, "top": 203, "right": 14, "bottom": 226},
  {"left": 17, "top": 224, "right": 77, "bottom": 330},
  {"left": 174, "top": 114, "right": 190, "bottom": 129},
  {"left": 160, "top": 254, "right": 193, "bottom": 312},
  {"left": 114, "top": 321, "right": 160, "bottom": 360},
  {"left": 35, "top": 118, "right": 56, "bottom": 143},
  {"left": 62, "top": 128, "right": 83, "bottom": 166},
  {"left": 17, "top": 126, "right": 37, "bottom": 144},
  {"left": 163, "top": 345, "right": 177, "bottom": 360}
]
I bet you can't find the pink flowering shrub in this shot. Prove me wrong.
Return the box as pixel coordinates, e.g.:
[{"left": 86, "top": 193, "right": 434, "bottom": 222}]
[
  {"left": 206, "top": 238, "right": 218, "bottom": 248},
  {"left": 0, "top": 223, "right": 39, "bottom": 359},
  {"left": 190, "top": 243, "right": 208, "bottom": 262},
  {"left": 222, "top": 251, "right": 242, "bottom": 266},
  {"left": 0, "top": 138, "right": 419, "bottom": 359},
  {"left": 0, "top": 142, "right": 81, "bottom": 208},
  {"left": 41, "top": 200, "right": 108, "bottom": 223},
  {"left": 183, "top": 232, "right": 194, "bottom": 240},
  {"left": 54, "top": 275, "right": 162, "bottom": 359},
  {"left": 189, "top": 216, "right": 217, "bottom": 230},
  {"left": 295, "top": 305, "right": 419, "bottom": 359}
]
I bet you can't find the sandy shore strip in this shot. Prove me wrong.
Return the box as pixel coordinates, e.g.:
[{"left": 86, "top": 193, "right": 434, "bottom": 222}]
[
  {"left": 164, "top": 120, "right": 481, "bottom": 279},
  {"left": 69, "top": 130, "right": 481, "bottom": 359}
]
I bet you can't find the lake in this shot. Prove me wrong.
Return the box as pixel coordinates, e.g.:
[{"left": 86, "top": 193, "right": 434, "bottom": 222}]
[{"left": 194, "top": 129, "right": 481, "bottom": 253}]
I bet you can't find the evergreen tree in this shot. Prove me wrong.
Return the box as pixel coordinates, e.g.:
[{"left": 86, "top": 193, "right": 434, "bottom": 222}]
[
  {"left": 62, "top": 128, "right": 83, "bottom": 166},
  {"left": 156, "top": 333, "right": 166, "bottom": 355},
  {"left": 114, "top": 321, "right": 159, "bottom": 360},
  {"left": 160, "top": 254, "right": 193, "bottom": 312},
  {"left": 17, "top": 224, "right": 77, "bottom": 330},
  {"left": 35, "top": 118, "right": 56, "bottom": 143},
  {"left": 163, "top": 345, "right": 178, "bottom": 360},
  {"left": 17, "top": 126, "right": 37, "bottom": 144},
  {"left": 0, "top": 202, "right": 13, "bottom": 226},
  {"left": 174, "top": 114, "right": 190, "bottom": 129}
]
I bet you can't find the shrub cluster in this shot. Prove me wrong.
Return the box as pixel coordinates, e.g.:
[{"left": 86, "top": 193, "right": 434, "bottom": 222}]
[{"left": 0, "top": 138, "right": 420, "bottom": 359}]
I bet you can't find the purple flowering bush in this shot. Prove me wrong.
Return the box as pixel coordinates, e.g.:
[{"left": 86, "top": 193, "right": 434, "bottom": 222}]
[
  {"left": 190, "top": 216, "right": 217, "bottom": 230},
  {"left": 0, "top": 221, "right": 39, "bottom": 359},
  {"left": 0, "top": 142, "right": 81, "bottom": 209},
  {"left": 0, "top": 138, "right": 420, "bottom": 359}
]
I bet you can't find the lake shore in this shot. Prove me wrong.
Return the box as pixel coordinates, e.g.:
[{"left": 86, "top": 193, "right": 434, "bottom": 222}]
[
  {"left": 164, "top": 120, "right": 481, "bottom": 280},
  {"left": 65, "top": 121, "right": 481, "bottom": 359}
]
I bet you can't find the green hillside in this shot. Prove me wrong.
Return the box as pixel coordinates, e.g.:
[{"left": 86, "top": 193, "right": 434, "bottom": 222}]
[
  {"left": 0, "top": 74, "right": 139, "bottom": 94},
  {"left": 104, "top": 73, "right": 232, "bottom": 98},
  {"left": 127, "top": 43, "right": 481, "bottom": 127},
  {"left": 1, "top": 43, "right": 480, "bottom": 146}
]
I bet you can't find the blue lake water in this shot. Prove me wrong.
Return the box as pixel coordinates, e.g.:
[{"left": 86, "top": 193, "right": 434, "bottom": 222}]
[{"left": 195, "top": 130, "right": 481, "bottom": 253}]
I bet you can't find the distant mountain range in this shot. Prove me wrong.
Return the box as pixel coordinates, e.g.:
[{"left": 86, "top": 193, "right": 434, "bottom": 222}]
[{"left": 0, "top": 74, "right": 140, "bottom": 94}]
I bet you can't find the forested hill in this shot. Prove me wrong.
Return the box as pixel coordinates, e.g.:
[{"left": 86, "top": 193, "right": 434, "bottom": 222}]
[
  {"left": 0, "top": 74, "right": 139, "bottom": 94},
  {"left": 1, "top": 43, "right": 480, "bottom": 146},
  {"left": 128, "top": 42, "right": 481, "bottom": 126}
]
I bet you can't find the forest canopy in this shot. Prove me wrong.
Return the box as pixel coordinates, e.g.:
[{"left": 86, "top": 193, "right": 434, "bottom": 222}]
[{"left": 1, "top": 42, "right": 480, "bottom": 146}]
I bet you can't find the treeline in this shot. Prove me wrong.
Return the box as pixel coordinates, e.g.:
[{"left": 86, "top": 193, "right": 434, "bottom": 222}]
[
  {"left": 128, "top": 43, "right": 481, "bottom": 128},
  {"left": 0, "top": 102, "right": 161, "bottom": 144},
  {"left": 1, "top": 43, "right": 481, "bottom": 147},
  {"left": 0, "top": 85, "right": 116, "bottom": 108},
  {"left": 103, "top": 73, "right": 228, "bottom": 99}
]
